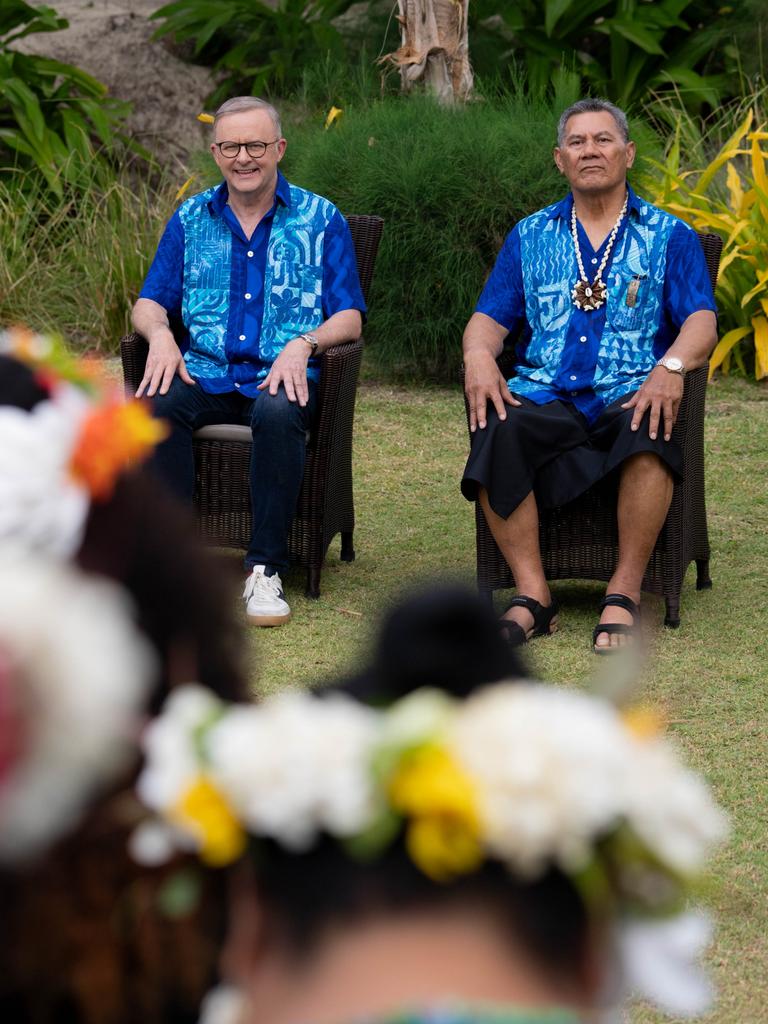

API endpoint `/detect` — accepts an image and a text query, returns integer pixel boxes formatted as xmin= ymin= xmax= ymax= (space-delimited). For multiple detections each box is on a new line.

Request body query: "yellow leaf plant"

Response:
xmin=648 ymin=110 xmax=768 ymax=380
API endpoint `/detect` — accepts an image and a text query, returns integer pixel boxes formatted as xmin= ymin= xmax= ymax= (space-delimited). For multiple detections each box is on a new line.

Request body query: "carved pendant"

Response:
xmin=572 ymin=278 xmax=607 ymax=311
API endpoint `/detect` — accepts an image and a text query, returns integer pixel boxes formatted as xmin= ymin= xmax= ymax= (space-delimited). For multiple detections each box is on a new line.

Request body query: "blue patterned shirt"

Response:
xmin=139 ymin=172 xmax=366 ymax=397
xmin=476 ymin=187 xmax=716 ymax=423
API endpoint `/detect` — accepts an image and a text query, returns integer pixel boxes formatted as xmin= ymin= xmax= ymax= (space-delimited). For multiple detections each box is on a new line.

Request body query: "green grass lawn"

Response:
xmin=246 ymin=373 xmax=767 ymax=1023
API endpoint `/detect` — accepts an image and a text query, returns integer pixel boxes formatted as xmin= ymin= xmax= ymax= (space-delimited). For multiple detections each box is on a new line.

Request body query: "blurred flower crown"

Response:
xmin=135 ymin=681 xmax=726 ymax=902
xmin=0 ymin=326 xmax=167 ymax=557
xmin=0 ymin=327 xmax=165 ymax=860
xmin=135 ymin=680 xmax=728 ymax=1017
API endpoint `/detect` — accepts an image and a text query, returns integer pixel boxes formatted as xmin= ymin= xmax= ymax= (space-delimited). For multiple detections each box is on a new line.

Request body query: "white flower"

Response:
xmin=624 ymin=738 xmax=729 ymax=875
xmin=619 ymin=910 xmax=715 ymax=1017
xmin=451 ymin=683 xmax=633 ymax=876
xmin=0 ymin=387 xmax=90 ymax=558
xmin=137 ymin=684 xmax=223 ymax=812
xmin=206 ymin=691 xmax=377 ymax=850
xmin=197 ymin=985 xmax=247 ymax=1024
xmin=0 ymin=550 xmax=155 ymax=862
xmin=378 ymin=687 xmax=455 ymax=750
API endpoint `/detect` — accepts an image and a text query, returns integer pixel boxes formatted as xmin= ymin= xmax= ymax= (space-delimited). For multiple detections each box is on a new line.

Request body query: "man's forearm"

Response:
xmin=463 ymin=312 xmax=509 ymax=361
xmin=132 ymin=298 xmax=175 ymax=344
xmin=305 ymin=309 xmax=362 ymax=353
xmin=663 ymin=309 xmax=718 ymax=371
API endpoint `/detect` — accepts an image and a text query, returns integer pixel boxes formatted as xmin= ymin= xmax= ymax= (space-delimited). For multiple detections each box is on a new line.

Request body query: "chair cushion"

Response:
xmin=194 ymin=424 xmax=252 ymax=443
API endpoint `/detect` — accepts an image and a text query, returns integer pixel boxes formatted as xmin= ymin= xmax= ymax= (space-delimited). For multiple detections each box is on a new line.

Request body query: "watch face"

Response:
xmin=665 ymin=357 xmax=683 ymax=372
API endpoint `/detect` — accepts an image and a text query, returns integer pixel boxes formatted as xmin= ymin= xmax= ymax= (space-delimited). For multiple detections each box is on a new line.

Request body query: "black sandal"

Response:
xmin=500 ymin=595 xmax=559 ymax=648
xmin=592 ymin=594 xmax=640 ymax=655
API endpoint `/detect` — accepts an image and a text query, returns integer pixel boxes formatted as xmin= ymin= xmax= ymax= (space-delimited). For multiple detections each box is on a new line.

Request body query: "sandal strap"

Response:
xmin=499 ymin=620 xmax=528 ymax=646
xmin=506 ymin=595 xmax=544 ymax=616
xmin=599 ymin=593 xmax=640 ymax=620
xmin=592 ymin=622 xmax=634 ymax=642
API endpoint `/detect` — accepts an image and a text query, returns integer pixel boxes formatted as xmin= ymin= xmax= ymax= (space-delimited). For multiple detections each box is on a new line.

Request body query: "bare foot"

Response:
xmin=593 ymin=593 xmax=640 ymax=651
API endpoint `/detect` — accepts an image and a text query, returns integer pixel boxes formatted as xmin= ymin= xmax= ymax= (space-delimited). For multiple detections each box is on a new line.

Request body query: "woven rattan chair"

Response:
xmin=121 ymin=214 xmax=384 ymax=599
xmin=464 ymin=232 xmax=722 ymax=628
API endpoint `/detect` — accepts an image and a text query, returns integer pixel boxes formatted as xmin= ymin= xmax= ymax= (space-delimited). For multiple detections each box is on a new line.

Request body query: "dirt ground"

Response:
xmin=15 ymin=0 xmax=218 ymax=168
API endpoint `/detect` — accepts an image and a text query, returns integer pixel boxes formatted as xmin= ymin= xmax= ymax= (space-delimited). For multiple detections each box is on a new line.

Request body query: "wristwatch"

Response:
xmin=657 ymin=356 xmax=686 ymax=376
xmin=299 ymin=332 xmax=319 ymax=355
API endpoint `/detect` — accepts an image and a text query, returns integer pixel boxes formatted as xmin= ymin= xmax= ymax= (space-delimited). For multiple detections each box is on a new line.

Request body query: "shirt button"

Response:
xmin=234 ymin=383 xmax=241 ymax=389
xmin=239 ymin=334 xmax=246 ymax=341
xmin=569 ymin=375 xmax=577 ymax=381
xmin=244 ymin=292 xmax=251 ymax=300
xmin=591 ymin=257 xmax=598 ymax=264
xmin=247 ymin=251 xmax=254 ymax=257
xmin=579 ymin=336 xmax=587 ymax=343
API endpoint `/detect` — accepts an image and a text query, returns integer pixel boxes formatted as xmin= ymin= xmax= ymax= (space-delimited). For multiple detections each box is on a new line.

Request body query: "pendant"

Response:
xmin=572 ymin=278 xmax=607 ymax=311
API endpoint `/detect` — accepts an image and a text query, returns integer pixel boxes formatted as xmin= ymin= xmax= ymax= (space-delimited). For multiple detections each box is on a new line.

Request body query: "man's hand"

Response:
xmin=257 ymin=337 xmax=311 ymax=405
xmin=622 ymin=365 xmax=684 ymax=441
xmin=464 ymin=349 xmax=519 ymax=432
xmin=136 ymin=328 xmax=194 ymax=398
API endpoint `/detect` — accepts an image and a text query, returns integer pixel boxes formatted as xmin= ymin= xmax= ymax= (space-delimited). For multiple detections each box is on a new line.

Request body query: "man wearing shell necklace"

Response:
xmin=461 ymin=99 xmax=718 ymax=653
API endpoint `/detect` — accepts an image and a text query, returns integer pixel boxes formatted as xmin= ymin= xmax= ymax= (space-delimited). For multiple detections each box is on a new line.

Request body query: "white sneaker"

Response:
xmin=242 ymin=565 xmax=291 ymax=626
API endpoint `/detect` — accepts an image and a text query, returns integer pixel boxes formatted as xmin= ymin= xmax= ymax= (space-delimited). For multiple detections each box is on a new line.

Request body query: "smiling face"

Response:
xmin=553 ymin=111 xmax=635 ymax=197
xmin=211 ymin=108 xmax=286 ymax=203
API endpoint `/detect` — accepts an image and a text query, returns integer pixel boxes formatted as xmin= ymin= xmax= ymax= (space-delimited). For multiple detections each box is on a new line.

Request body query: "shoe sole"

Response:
xmin=246 ymin=610 xmax=292 ymax=627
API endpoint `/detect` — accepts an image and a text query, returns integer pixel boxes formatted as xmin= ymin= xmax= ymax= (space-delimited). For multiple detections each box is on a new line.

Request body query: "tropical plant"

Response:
xmin=471 ymin=0 xmax=729 ymax=111
xmin=648 ymin=109 xmax=768 ymax=380
xmin=151 ymin=0 xmax=364 ymax=104
xmin=0 ymin=1 xmax=131 ymax=195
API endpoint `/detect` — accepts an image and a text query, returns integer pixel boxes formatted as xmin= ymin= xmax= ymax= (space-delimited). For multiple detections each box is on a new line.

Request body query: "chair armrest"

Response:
xmin=120 ymin=332 xmax=149 ymax=397
xmin=313 ymin=337 xmax=365 ymax=450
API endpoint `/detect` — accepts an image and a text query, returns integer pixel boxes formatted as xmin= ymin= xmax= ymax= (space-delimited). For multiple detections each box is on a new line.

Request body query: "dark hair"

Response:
xmin=557 ymin=98 xmax=630 ymax=146
xmin=256 ymin=585 xmax=589 ymax=986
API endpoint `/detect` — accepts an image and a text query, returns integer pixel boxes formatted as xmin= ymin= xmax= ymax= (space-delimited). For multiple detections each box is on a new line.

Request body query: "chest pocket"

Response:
xmin=607 ymin=271 xmax=647 ymax=332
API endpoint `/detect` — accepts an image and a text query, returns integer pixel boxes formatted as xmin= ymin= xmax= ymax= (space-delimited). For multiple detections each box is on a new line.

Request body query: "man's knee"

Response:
xmin=250 ymin=387 xmax=311 ymax=435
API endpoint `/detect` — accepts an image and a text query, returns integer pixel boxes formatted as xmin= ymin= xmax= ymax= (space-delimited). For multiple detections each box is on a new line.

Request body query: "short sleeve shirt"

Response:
xmin=476 ymin=187 xmax=716 ymax=423
xmin=139 ymin=172 xmax=366 ymax=397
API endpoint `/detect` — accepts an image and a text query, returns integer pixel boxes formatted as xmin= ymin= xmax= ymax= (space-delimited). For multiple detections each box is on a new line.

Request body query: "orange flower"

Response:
xmin=70 ymin=399 xmax=169 ymax=500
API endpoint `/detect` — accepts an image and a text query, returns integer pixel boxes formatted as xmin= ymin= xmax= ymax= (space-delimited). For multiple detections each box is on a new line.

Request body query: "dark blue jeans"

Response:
xmin=150 ymin=378 xmax=317 ymax=573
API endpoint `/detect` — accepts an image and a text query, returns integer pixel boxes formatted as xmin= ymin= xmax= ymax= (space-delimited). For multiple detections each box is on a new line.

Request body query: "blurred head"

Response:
xmin=136 ymin=584 xmax=727 ymax=1022
xmin=0 ymin=335 xmax=248 ymax=1022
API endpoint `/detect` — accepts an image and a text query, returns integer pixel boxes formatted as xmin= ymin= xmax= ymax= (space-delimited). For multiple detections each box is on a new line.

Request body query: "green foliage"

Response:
xmin=0 ymin=1 xmax=131 ymax=195
xmin=470 ymin=0 xmax=729 ymax=111
xmin=151 ymin=0 xmax=362 ymax=104
xmin=0 ymin=161 xmax=176 ymax=349
xmin=643 ymin=90 xmax=768 ymax=381
xmin=281 ymin=92 xmax=658 ymax=382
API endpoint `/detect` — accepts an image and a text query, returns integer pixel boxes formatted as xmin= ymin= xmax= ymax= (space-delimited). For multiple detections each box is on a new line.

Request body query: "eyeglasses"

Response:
xmin=214 ymin=140 xmax=281 ymax=159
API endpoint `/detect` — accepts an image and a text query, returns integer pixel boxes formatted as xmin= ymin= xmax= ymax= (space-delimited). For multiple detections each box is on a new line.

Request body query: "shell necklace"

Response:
xmin=570 ymin=192 xmax=628 ymax=311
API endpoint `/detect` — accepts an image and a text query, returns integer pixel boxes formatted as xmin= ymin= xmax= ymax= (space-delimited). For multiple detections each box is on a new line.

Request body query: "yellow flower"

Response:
xmin=622 ymin=704 xmax=666 ymax=741
xmin=173 ymin=776 xmax=247 ymax=867
xmin=389 ymin=746 xmax=482 ymax=882
xmin=70 ymin=399 xmax=169 ymax=500
xmin=197 ymin=112 xmax=215 ymax=124
xmin=324 ymin=106 xmax=343 ymax=130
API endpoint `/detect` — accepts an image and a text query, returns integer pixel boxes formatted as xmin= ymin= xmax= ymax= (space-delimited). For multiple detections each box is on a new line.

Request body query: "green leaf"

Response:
xmin=607 ymin=17 xmax=666 ymax=55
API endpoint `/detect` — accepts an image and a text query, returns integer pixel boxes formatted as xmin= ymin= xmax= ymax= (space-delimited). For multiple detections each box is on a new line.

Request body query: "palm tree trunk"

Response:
xmin=382 ymin=0 xmax=473 ymax=103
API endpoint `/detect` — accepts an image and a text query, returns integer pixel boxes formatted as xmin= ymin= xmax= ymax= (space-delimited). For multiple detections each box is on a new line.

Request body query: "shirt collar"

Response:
xmin=547 ymin=183 xmax=642 ymax=220
xmin=208 ymin=171 xmax=291 ymax=217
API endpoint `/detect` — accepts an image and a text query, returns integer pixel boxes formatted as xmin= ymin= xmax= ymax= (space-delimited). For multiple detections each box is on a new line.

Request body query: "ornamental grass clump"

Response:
xmin=648 ymin=109 xmax=768 ymax=380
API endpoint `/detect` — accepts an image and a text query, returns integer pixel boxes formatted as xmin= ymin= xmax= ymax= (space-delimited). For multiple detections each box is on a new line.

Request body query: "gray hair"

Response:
xmin=213 ymin=97 xmax=282 ymax=138
xmin=557 ymin=99 xmax=629 ymax=147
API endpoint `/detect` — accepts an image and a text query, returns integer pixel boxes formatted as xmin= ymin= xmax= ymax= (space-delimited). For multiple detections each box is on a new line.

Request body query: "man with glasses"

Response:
xmin=132 ymin=97 xmax=366 ymax=627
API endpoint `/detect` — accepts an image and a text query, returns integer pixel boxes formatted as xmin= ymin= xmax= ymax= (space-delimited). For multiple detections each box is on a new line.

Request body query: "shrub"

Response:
xmin=0 ymin=162 xmax=176 ymax=350
xmin=281 ymin=92 xmax=660 ymax=382
xmin=645 ymin=97 xmax=768 ymax=381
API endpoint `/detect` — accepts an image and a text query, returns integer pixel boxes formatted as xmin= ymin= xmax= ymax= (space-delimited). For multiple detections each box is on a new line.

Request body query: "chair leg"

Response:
xmin=664 ymin=595 xmax=681 ymax=629
xmin=340 ymin=530 xmax=355 ymax=562
xmin=305 ymin=566 xmax=321 ymax=600
xmin=695 ymin=558 xmax=713 ymax=590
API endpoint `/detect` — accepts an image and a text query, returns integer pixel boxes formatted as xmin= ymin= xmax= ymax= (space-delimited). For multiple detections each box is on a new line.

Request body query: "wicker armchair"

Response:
xmin=121 ymin=214 xmax=384 ymax=599
xmin=464 ymin=232 xmax=722 ymax=628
